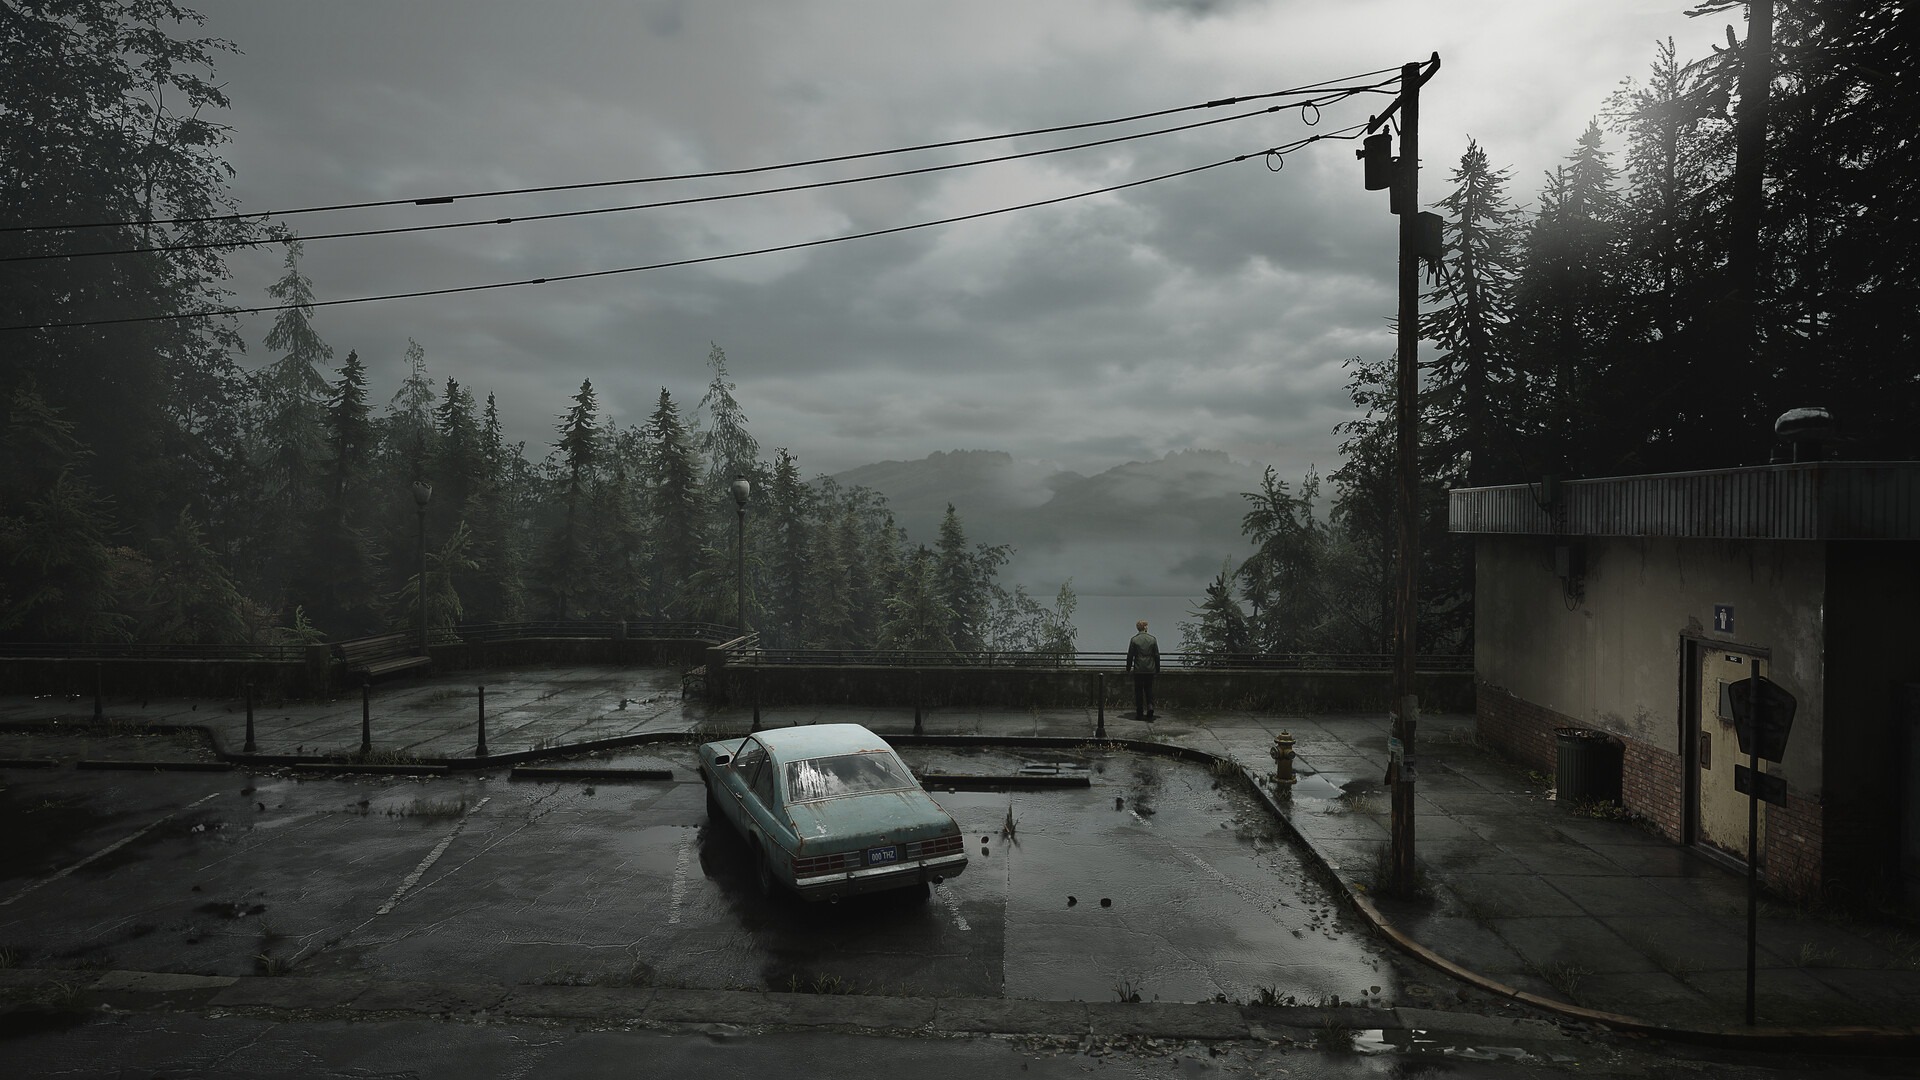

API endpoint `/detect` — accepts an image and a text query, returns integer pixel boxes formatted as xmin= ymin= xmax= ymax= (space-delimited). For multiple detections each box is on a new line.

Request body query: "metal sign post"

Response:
xmin=1727 ymin=664 xmax=1797 ymax=1026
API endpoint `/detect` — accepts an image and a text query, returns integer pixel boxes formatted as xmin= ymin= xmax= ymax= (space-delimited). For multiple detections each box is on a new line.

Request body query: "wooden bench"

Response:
xmin=681 ymin=664 xmax=708 ymax=699
xmin=336 ymin=631 xmax=432 ymax=680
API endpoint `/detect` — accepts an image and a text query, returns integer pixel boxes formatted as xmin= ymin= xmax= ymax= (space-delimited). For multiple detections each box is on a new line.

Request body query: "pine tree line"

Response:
xmin=1186 ymin=9 xmax=1918 ymax=659
xmin=4 ymin=270 xmax=1078 ymax=650
xmin=0 ymin=2 xmax=1081 ymax=652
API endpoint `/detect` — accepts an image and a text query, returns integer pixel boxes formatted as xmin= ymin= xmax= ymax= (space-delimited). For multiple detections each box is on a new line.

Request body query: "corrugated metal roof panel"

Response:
xmin=1449 ymin=463 xmax=1920 ymax=539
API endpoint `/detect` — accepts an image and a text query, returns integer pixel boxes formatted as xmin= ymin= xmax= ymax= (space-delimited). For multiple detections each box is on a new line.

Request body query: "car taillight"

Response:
xmin=792 ymin=851 xmax=860 ymax=877
xmin=906 ymin=833 xmax=964 ymax=859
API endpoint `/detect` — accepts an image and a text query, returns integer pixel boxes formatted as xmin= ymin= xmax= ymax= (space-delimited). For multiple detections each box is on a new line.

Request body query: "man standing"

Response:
xmin=1125 ymin=620 xmax=1159 ymax=721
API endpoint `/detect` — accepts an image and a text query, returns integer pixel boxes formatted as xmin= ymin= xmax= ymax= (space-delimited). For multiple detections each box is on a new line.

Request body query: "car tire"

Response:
xmin=751 ymin=840 xmax=778 ymax=899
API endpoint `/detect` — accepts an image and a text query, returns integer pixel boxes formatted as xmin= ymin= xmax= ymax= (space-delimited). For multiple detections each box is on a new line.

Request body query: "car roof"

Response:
xmin=741 ymin=723 xmax=893 ymax=764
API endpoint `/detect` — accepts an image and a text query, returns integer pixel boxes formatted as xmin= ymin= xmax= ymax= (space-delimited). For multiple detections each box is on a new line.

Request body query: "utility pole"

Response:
xmin=1358 ymin=54 xmax=1440 ymax=895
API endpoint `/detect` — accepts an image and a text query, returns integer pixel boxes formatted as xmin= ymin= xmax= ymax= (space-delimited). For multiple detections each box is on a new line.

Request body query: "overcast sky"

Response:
xmin=190 ymin=0 xmax=1732 ymax=484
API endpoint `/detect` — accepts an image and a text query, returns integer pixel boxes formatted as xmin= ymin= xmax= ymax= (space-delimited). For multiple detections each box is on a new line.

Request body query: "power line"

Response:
xmin=0 ymin=125 xmax=1364 ymax=334
xmin=0 ymin=69 xmax=1405 ymax=236
xmin=10 ymin=88 xmax=1386 ymax=264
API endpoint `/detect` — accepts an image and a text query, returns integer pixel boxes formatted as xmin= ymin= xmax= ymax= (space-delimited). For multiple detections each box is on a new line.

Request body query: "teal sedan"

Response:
xmin=697 ymin=723 xmax=968 ymax=901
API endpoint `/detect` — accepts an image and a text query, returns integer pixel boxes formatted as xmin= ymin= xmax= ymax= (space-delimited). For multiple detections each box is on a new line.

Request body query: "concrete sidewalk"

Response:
xmin=3 ymin=663 xmax=1917 ymax=1043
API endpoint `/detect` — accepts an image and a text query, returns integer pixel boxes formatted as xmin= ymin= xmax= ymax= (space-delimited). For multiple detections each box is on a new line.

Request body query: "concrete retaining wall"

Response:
xmin=710 ymin=663 xmax=1474 ymax=714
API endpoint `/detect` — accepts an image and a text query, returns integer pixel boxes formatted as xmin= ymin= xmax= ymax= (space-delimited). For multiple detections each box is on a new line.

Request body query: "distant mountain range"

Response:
xmin=828 ymin=449 xmax=1266 ymax=598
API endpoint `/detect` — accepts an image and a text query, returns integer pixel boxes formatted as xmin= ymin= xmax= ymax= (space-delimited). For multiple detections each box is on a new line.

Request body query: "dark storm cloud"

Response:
xmin=191 ymin=0 xmax=1713 ymax=478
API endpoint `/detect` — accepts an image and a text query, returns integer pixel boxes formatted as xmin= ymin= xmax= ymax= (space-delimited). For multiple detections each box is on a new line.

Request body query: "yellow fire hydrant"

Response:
xmin=1270 ymin=730 xmax=1296 ymax=789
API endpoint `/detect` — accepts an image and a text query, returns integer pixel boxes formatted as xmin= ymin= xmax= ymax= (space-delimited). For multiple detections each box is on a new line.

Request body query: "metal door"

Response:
xmin=1696 ymin=649 xmax=1768 ymax=864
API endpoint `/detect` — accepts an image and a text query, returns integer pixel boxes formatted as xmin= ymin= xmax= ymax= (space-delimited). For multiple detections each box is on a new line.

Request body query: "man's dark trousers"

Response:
xmin=1133 ymin=674 xmax=1154 ymax=720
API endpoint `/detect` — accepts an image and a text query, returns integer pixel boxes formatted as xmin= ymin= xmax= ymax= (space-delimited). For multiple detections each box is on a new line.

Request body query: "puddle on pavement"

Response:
xmin=1351 ymin=1028 xmax=1579 ymax=1065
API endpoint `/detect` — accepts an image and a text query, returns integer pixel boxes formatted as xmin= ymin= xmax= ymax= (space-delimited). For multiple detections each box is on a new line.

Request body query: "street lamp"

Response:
xmin=731 ymin=475 xmax=751 ymax=634
xmin=411 ymin=480 xmax=433 ymax=656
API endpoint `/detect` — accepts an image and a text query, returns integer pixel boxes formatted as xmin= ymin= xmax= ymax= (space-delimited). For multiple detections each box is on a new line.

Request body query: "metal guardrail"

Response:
xmin=0 ymin=641 xmax=311 ymax=661
xmin=0 ymin=620 xmax=743 ymax=662
xmin=0 ymin=627 xmax=1472 ymax=674
xmin=449 ymin=620 xmax=738 ymax=643
xmin=727 ymin=647 xmax=1473 ymax=672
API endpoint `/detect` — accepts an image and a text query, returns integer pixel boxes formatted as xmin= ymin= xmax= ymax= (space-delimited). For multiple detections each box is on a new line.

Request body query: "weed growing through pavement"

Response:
xmin=1528 ymin=960 xmax=1591 ymax=1004
xmin=1313 ymin=1016 xmax=1355 ymax=1053
xmin=1451 ymin=893 xmax=1510 ymax=930
xmin=1365 ymin=844 xmax=1432 ymax=902
xmin=392 ymin=796 xmax=470 ymax=819
xmin=352 ymin=747 xmax=424 ymax=766
xmin=405 ymin=688 xmax=468 ymax=709
xmin=0 ymin=946 xmax=19 ymax=969
xmin=253 ymin=952 xmax=297 ymax=976
xmin=1794 ymin=942 xmax=1838 ymax=968
xmin=786 ymin=972 xmax=859 ymax=995
xmin=1110 ymin=976 xmax=1144 ymax=1003
xmin=1251 ymin=984 xmax=1294 ymax=1007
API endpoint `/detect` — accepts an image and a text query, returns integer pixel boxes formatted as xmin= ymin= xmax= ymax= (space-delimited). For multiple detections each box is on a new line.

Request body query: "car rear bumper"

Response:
xmin=791 ymin=852 xmax=968 ymax=901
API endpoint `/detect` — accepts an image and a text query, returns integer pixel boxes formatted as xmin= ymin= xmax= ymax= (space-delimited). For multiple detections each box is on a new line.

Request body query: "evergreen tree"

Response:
xmin=291 ymin=350 xmax=379 ymax=635
xmin=697 ymin=343 xmax=760 ymax=486
xmin=1603 ymin=38 xmax=1734 ymax=471
xmin=801 ymin=480 xmax=856 ymax=649
xmin=1 ymin=0 xmax=252 ymax=536
xmin=1237 ymin=467 xmax=1327 ymax=653
xmin=639 ymin=388 xmax=703 ymax=618
xmin=1179 ymin=563 xmax=1250 ymax=661
xmin=879 ymin=546 xmax=956 ymax=652
xmin=0 ymin=385 xmax=136 ymax=641
xmin=1511 ymin=122 xmax=1623 ymax=476
xmin=762 ymin=449 xmax=813 ymax=646
xmin=460 ymin=393 xmax=527 ymax=623
xmin=1422 ymin=140 xmax=1526 ymax=487
xmin=132 ymin=509 xmax=255 ymax=643
xmin=933 ymin=504 xmax=1004 ymax=651
xmin=540 ymin=379 xmax=599 ymax=618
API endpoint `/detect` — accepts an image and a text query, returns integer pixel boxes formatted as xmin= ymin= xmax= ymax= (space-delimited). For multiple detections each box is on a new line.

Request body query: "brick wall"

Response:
xmin=1477 ymin=680 xmax=1826 ymax=899
xmin=1622 ymin=737 xmax=1685 ymax=842
xmin=1767 ymin=790 xmax=1825 ymax=899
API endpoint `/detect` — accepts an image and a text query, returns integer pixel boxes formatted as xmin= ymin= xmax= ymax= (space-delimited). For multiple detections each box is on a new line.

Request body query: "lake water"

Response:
xmin=1065 ymin=593 xmax=1199 ymax=657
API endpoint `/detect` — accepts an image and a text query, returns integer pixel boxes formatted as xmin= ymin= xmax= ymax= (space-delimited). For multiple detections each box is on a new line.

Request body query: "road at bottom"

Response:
xmin=3 ymin=1009 xmax=1916 ymax=1080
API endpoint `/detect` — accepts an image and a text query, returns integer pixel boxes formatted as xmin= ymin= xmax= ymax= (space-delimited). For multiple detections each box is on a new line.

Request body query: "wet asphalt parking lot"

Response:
xmin=0 ymin=744 xmax=1399 ymax=1006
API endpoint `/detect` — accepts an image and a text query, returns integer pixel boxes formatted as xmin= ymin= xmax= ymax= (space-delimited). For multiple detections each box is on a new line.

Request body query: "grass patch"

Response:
xmin=0 ymin=945 xmax=21 ymax=970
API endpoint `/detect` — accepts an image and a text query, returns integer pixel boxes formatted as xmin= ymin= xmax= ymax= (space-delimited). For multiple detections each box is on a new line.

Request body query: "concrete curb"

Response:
xmin=3 ymin=967 xmax=1541 ymax=1049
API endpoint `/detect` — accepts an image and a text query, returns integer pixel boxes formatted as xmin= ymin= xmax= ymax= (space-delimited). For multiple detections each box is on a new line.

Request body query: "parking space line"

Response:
xmin=1 ymin=792 xmax=220 ymax=907
xmin=666 ymin=829 xmax=692 ymax=924
xmin=374 ymin=796 xmax=490 ymax=916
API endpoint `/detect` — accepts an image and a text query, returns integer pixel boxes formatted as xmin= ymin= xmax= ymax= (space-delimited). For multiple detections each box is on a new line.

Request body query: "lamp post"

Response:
xmin=731 ymin=475 xmax=751 ymax=634
xmin=411 ymin=480 xmax=433 ymax=656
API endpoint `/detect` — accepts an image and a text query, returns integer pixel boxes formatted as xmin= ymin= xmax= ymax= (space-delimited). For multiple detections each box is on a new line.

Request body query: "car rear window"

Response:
xmin=785 ymin=752 xmax=916 ymax=802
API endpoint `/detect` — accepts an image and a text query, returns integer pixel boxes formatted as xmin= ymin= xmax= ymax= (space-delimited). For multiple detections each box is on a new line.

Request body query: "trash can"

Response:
xmin=1554 ymin=727 xmax=1623 ymax=805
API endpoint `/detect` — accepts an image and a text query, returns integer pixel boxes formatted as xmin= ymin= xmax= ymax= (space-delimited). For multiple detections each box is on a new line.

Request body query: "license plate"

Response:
xmin=867 ymin=845 xmax=898 ymax=866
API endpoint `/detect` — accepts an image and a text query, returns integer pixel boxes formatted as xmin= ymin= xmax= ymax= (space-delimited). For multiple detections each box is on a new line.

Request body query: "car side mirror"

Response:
xmin=713 ymin=754 xmax=732 ymax=767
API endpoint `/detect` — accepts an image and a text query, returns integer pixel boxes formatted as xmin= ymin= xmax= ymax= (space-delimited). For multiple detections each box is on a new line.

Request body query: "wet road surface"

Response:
xmin=0 ymin=746 xmax=1396 ymax=1005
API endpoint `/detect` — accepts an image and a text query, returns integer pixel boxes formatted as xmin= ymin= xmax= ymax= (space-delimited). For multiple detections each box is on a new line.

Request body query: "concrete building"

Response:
xmin=1449 ymin=461 xmax=1920 ymax=905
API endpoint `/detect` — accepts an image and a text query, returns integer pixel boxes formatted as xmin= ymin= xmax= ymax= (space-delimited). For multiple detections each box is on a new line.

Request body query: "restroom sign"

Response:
xmin=1712 ymin=604 xmax=1734 ymax=633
